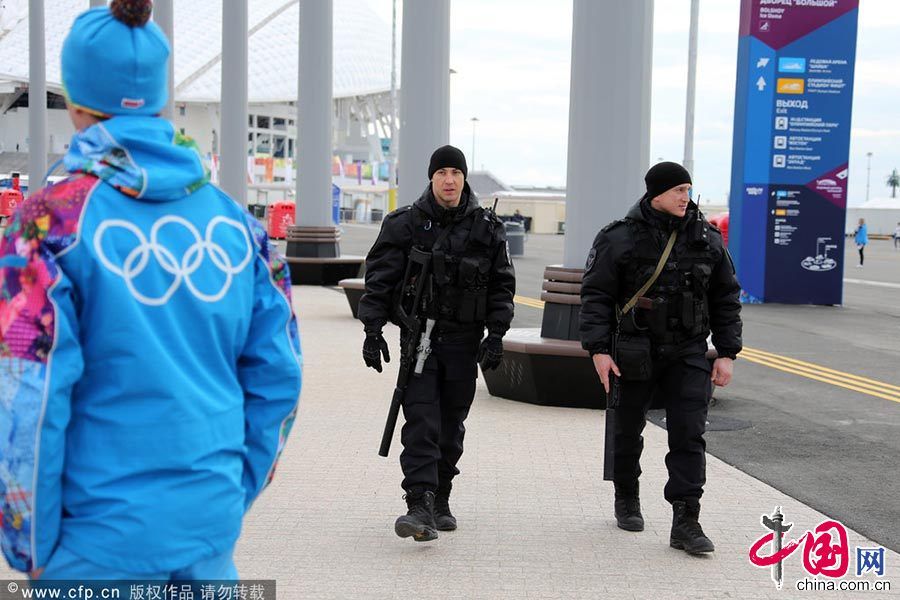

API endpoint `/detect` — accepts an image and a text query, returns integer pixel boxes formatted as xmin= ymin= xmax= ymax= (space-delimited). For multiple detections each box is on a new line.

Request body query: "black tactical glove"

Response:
xmin=477 ymin=334 xmax=504 ymax=371
xmin=363 ymin=330 xmax=391 ymax=373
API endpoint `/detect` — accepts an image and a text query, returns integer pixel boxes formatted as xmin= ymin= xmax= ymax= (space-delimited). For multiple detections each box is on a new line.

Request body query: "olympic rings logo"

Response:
xmin=93 ymin=215 xmax=254 ymax=306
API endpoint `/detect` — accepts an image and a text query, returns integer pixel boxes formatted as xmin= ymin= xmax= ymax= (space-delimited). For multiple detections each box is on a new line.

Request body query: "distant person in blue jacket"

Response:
xmin=854 ymin=217 xmax=868 ymax=267
xmin=0 ymin=0 xmax=302 ymax=580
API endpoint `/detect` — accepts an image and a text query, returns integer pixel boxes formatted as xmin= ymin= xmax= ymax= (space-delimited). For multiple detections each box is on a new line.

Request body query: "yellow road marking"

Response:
xmin=741 ymin=347 xmax=900 ymax=393
xmin=513 ymin=294 xmax=900 ymax=404
xmin=740 ymin=352 xmax=900 ymax=404
xmin=514 ymin=295 xmax=545 ymax=309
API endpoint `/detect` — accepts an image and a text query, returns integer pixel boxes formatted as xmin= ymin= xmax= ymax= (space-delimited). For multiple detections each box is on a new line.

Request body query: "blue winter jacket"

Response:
xmin=855 ymin=223 xmax=868 ymax=246
xmin=0 ymin=116 xmax=302 ymax=573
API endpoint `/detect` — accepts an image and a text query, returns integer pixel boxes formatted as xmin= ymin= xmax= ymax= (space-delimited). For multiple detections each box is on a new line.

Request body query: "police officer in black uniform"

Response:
xmin=359 ymin=145 xmax=515 ymax=542
xmin=579 ymin=162 xmax=742 ymax=555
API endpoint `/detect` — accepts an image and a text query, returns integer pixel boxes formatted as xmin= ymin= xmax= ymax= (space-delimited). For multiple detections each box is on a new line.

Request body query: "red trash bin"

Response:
xmin=267 ymin=201 xmax=296 ymax=239
xmin=1 ymin=188 xmax=24 ymax=223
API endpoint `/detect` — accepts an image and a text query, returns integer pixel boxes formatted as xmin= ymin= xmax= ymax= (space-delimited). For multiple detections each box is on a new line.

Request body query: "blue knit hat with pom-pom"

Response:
xmin=62 ymin=0 xmax=169 ymax=116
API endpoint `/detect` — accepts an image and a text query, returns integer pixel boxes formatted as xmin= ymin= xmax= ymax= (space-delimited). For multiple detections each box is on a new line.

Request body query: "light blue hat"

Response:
xmin=61 ymin=0 xmax=170 ymax=117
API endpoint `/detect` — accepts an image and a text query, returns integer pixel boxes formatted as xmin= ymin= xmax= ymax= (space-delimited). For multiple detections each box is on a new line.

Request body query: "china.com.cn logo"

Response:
xmin=749 ymin=507 xmax=887 ymax=590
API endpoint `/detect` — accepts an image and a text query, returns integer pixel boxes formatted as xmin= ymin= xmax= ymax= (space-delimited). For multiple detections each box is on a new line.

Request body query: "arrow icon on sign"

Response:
xmin=757 ymin=76 xmax=766 ymax=91
xmin=757 ymin=57 xmax=770 ymax=68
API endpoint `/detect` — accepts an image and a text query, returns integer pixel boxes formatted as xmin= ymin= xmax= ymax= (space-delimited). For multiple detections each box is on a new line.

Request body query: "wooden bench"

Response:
xmin=540 ymin=265 xmax=584 ymax=340
xmin=484 ymin=328 xmax=719 ymax=410
xmin=283 ymin=255 xmax=365 ymax=286
xmin=482 ymin=328 xmax=607 ymax=409
xmin=282 ymin=225 xmax=364 ymax=285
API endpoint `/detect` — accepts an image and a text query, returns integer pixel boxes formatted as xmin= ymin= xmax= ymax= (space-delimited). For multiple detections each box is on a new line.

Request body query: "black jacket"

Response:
xmin=359 ymin=184 xmax=515 ymax=337
xmin=579 ymin=198 xmax=742 ymax=358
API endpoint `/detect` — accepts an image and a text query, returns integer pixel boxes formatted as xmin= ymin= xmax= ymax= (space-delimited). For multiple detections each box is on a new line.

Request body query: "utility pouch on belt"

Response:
xmin=458 ymin=290 xmax=487 ymax=322
xmin=615 ymin=333 xmax=653 ymax=381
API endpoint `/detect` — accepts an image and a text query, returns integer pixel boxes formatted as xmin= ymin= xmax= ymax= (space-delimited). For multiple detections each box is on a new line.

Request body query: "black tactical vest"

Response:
xmin=620 ymin=216 xmax=718 ymax=346
xmin=410 ymin=205 xmax=497 ymax=324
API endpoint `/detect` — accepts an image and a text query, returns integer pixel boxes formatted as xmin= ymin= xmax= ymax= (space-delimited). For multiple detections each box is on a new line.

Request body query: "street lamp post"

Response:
xmin=449 ymin=68 xmax=457 ymax=129
xmin=470 ymin=116 xmax=479 ymax=169
xmin=866 ymin=151 xmax=873 ymax=204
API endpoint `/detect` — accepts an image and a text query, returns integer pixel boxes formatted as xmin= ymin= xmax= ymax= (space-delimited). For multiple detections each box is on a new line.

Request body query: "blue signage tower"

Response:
xmin=729 ymin=0 xmax=859 ymax=304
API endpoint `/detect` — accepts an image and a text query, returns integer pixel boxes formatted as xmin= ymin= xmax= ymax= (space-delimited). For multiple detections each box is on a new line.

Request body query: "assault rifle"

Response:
xmin=378 ymin=247 xmax=435 ymax=457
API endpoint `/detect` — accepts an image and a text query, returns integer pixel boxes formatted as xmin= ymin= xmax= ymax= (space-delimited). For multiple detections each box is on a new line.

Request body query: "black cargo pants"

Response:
xmin=613 ymin=353 xmax=712 ymax=503
xmin=399 ymin=333 xmax=480 ymax=492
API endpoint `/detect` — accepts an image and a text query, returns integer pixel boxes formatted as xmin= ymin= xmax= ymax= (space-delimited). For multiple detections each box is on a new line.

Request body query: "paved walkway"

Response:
xmin=3 ymin=285 xmax=898 ymax=599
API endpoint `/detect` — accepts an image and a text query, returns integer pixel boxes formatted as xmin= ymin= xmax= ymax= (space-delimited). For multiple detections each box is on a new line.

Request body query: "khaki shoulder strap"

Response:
xmin=617 ymin=229 xmax=677 ymax=319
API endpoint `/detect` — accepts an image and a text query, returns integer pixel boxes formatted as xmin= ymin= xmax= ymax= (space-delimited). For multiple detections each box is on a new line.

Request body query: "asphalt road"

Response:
xmin=336 ymin=222 xmax=900 ymax=553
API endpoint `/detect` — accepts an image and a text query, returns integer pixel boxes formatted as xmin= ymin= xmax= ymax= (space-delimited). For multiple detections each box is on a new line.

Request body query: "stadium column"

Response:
xmin=220 ymin=1 xmax=248 ymax=206
xmin=296 ymin=0 xmax=334 ymax=230
xmin=478 ymin=2 xmax=656 ymax=415
xmin=397 ymin=0 xmax=450 ymax=207
xmin=287 ymin=0 xmax=365 ymax=284
xmin=538 ymin=0 xmax=653 ymax=340
xmin=562 ymin=0 xmax=653 ymax=270
xmin=28 ymin=0 xmax=47 ymax=183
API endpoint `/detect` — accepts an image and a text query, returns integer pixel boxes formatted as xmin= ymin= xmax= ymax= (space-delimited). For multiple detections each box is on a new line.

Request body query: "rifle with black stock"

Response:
xmin=602 ymin=319 xmax=620 ymax=481
xmin=378 ymin=247 xmax=435 ymax=457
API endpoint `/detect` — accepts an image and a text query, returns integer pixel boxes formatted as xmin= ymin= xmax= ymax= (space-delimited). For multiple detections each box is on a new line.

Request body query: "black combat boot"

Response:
xmin=434 ymin=481 xmax=456 ymax=531
xmin=394 ymin=489 xmax=438 ymax=542
xmin=670 ymin=499 xmax=715 ymax=554
xmin=614 ymin=481 xmax=644 ymax=532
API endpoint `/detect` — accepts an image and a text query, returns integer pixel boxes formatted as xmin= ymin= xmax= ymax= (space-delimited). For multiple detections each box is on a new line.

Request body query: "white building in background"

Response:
xmin=0 ymin=0 xmax=397 ymax=211
xmin=846 ymin=197 xmax=900 ymax=237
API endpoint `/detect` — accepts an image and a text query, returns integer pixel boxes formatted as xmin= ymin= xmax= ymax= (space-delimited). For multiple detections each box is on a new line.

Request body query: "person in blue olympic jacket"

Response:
xmin=0 ymin=0 xmax=302 ymax=580
xmin=854 ymin=217 xmax=868 ymax=267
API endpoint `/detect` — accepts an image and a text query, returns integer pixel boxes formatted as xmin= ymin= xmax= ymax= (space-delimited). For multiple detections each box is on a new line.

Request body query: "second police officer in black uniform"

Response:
xmin=580 ymin=162 xmax=742 ymax=555
xmin=359 ymin=145 xmax=515 ymax=542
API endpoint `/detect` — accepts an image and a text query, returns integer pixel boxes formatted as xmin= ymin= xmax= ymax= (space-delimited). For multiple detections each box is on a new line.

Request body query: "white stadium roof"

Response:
xmin=859 ymin=197 xmax=900 ymax=210
xmin=0 ymin=0 xmax=392 ymax=103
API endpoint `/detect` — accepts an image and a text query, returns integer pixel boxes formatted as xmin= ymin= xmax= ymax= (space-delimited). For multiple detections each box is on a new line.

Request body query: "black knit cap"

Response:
xmin=428 ymin=145 xmax=468 ymax=180
xmin=644 ymin=161 xmax=692 ymax=199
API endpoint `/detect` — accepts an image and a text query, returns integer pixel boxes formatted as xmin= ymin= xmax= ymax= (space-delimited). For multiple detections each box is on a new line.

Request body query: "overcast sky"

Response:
xmin=367 ymin=0 xmax=900 ymax=206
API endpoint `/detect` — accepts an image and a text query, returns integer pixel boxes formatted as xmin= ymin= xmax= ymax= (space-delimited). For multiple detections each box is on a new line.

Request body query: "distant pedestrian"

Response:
xmin=854 ymin=218 xmax=868 ymax=267
xmin=893 ymin=221 xmax=900 ymax=250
